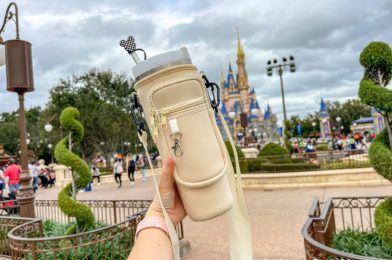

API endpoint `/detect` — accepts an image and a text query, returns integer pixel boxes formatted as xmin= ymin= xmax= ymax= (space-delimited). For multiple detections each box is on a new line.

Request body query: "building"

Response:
xmin=217 ymin=32 xmax=278 ymax=144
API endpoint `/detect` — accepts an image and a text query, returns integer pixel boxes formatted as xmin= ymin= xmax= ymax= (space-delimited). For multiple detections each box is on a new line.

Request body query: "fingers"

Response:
xmin=159 ymin=159 xmax=175 ymax=193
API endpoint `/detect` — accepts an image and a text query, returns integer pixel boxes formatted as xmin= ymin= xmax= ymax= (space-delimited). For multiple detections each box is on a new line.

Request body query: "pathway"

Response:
xmin=35 ymin=177 xmax=392 ymax=260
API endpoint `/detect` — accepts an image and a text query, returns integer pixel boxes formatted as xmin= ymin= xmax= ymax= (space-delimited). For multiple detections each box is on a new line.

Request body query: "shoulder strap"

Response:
xmin=218 ymin=110 xmax=253 ymax=260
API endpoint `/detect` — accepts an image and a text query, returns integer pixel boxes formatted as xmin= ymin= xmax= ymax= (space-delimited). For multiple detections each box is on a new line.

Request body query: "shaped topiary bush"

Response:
xmin=225 ymin=141 xmax=245 ymax=159
xmin=54 ymin=107 xmax=95 ymax=235
xmin=358 ymin=41 xmax=392 ymax=247
xmin=258 ymin=142 xmax=288 ymax=157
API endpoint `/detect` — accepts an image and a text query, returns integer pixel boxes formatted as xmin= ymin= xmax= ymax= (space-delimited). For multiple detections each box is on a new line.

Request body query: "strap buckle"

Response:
xmin=130 ymin=93 xmax=146 ymax=135
xmin=201 ymin=74 xmax=220 ymax=112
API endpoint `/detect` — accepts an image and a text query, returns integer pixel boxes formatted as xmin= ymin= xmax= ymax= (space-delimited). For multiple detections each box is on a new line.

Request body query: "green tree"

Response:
xmin=327 ymin=99 xmax=371 ymax=135
xmin=45 ymin=69 xmax=138 ymax=161
xmin=358 ymin=41 xmax=392 ymax=247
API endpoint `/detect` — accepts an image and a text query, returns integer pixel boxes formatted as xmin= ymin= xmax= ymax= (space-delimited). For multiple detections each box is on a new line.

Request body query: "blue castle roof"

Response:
xmin=225 ymin=63 xmax=236 ymax=89
xmin=320 ymin=98 xmax=329 ymax=118
xmin=264 ymin=105 xmax=271 ymax=120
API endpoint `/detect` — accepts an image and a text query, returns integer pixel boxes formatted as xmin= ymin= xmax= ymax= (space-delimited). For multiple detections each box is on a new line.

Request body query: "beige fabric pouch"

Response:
xmin=133 ymin=49 xmax=233 ymax=221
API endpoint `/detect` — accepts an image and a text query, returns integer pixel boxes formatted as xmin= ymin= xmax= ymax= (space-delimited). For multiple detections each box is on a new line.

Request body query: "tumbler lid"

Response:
xmin=132 ymin=47 xmax=192 ymax=81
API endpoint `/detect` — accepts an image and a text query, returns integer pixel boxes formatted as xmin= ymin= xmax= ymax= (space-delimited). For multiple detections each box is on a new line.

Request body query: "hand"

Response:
xmin=146 ymin=159 xmax=186 ymax=225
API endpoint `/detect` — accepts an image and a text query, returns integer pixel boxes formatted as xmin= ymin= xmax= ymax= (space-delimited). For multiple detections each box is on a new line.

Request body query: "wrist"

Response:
xmin=136 ymin=217 xmax=168 ymax=238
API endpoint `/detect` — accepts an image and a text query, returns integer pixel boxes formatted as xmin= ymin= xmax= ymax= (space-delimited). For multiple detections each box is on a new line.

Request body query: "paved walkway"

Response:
xmin=35 ymin=176 xmax=392 ymax=260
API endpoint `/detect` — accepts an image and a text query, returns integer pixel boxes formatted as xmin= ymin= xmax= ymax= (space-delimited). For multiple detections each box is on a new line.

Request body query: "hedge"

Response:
xmin=236 ymin=158 xmax=320 ymax=173
xmin=258 ymin=143 xmax=288 ymax=157
xmin=225 ymin=141 xmax=245 ymax=159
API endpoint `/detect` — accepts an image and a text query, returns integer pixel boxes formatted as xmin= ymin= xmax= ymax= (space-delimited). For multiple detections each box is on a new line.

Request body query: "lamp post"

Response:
xmin=336 ymin=116 xmax=342 ymax=135
xmin=0 ymin=2 xmax=35 ymax=218
xmin=47 ymin=143 xmax=53 ymax=164
xmin=266 ymin=56 xmax=296 ymax=124
xmin=311 ymin=122 xmax=316 ymax=133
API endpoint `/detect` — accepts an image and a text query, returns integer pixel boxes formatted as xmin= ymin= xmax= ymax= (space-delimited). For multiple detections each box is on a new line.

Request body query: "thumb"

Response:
xmin=159 ymin=159 xmax=175 ymax=194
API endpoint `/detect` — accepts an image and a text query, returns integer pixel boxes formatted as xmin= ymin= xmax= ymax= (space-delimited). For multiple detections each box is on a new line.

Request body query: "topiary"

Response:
xmin=54 ymin=107 xmax=95 ymax=235
xmin=316 ymin=143 xmax=329 ymax=151
xmin=359 ymin=41 xmax=392 ymax=247
xmin=225 ymin=141 xmax=245 ymax=159
xmin=258 ymin=142 xmax=288 ymax=157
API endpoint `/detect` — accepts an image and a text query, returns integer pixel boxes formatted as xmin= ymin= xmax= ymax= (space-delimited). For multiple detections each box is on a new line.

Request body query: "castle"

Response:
xmin=217 ymin=33 xmax=278 ymax=144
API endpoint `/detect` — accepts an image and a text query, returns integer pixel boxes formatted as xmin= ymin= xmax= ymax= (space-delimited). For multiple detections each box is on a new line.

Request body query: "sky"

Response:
xmin=0 ymin=0 xmax=391 ymax=125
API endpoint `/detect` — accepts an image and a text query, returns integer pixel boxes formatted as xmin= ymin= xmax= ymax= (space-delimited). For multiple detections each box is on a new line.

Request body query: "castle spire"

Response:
xmin=237 ymin=27 xmax=245 ymax=62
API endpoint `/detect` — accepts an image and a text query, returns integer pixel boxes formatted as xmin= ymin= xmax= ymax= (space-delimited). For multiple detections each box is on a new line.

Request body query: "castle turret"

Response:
xmin=236 ymin=30 xmax=250 ymax=113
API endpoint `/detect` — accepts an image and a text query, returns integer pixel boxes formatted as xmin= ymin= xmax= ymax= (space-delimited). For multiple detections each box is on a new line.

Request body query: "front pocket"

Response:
xmin=157 ymin=100 xmax=226 ymax=184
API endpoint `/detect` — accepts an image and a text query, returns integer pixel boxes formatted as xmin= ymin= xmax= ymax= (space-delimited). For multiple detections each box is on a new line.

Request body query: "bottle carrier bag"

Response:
xmin=133 ymin=51 xmax=233 ymax=221
xmin=122 ymin=40 xmax=253 ymax=259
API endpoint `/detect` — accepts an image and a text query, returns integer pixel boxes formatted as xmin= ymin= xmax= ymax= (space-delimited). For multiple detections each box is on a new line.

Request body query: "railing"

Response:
xmin=34 ymin=200 xmax=152 ymax=225
xmin=0 ymin=199 xmax=184 ymax=257
xmin=8 ymin=211 xmax=145 ymax=259
xmin=240 ymin=149 xmax=370 ymax=173
xmin=302 ymin=196 xmax=387 ymax=259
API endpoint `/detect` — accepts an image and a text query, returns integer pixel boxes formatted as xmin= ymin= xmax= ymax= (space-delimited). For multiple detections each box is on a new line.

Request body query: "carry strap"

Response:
xmin=138 ymin=131 xmax=181 ymax=260
xmin=218 ymin=110 xmax=253 ymax=260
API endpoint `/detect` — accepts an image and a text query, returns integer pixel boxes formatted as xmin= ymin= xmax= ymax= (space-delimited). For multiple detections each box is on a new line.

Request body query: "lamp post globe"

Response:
xmin=336 ymin=116 xmax=341 ymax=122
xmin=44 ymin=122 xmax=53 ymax=132
xmin=311 ymin=122 xmax=316 ymax=127
xmin=250 ymin=108 xmax=259 ymax=116
xmin=228 ymin=111 xmax=236 ymax=119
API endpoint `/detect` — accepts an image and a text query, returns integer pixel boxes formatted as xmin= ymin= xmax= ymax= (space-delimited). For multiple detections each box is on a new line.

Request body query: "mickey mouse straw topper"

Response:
xmin=119 ymin=36 xmax=147 ymax=64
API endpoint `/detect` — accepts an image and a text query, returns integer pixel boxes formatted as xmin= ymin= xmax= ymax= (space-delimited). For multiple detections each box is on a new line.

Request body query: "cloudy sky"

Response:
xmin=0 ymin=0 xmax=391 ymax=125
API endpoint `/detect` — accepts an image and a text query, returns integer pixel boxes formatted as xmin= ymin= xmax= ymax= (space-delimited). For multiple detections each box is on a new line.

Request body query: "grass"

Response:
xmin=331 ymin=229 xmax=392 ymax=258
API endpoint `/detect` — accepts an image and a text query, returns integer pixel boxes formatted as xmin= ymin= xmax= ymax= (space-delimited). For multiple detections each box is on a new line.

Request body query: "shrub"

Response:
xmin=225 ymin=141 xmax=245 ymax=159
xmin=238 ymin=158 xmax=319 ymax=173
xmin=316 ymin=143 xmax=329 ymax=151
xmin=258 ymin=143 xmax=288 ymax=157
xmin=375 ymin=198 xmax=392 ymax=248
xmin=331 ymin=229 xmax=392 ymax=258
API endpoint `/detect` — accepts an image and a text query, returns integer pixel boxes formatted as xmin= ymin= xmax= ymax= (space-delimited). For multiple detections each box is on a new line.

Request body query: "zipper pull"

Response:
xmin=161 ymin=111 xmax=168 ymax=129
xmin=169 ymin=119 xmax=183 ymax=157
xmin=149 ymin=108 xmax=159 ymax=142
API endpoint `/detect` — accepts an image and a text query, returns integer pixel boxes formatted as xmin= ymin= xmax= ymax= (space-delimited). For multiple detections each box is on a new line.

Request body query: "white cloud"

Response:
xmin=0 ymin=0 xmax=391 ymax=123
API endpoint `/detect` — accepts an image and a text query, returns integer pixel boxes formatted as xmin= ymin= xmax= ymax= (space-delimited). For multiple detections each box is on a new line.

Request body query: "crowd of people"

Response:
xmin=291 ymin=132 xmax=371 ymax=154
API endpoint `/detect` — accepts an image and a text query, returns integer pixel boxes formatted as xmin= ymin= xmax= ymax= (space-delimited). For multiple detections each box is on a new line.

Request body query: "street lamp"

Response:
xmin=336 ymin=116 xmax=342 ymax=135
xmin=44 ymin=122 xmax=53 ymax=133
xmin=266 ymin=55 xmax=296 ymax=124
xmin=0 ymin=2 xmax=35 ymax=218
xmin=47 ymin=143 xmax=53 ymax=164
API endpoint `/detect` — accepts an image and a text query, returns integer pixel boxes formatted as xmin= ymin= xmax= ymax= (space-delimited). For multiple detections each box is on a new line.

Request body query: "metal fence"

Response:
xmin=302 ymin=196 xmax=387 ymax=259
xmin=34 ymin=199 xmax=152 ymax=225
xmin=8 ymin=212 xmax=144 ymax=260
xmin=0 ymin=199 xmax=184 ymax=258
xmin=241 ymin=149 xmax=370 ymax=173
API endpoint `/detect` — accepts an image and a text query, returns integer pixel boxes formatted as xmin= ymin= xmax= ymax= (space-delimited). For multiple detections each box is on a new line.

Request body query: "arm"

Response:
xmin=128 ymin=159 xmax=186 ymax=260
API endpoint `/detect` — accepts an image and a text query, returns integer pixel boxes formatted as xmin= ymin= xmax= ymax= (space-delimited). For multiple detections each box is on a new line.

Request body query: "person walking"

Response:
xmin=138 ymin=154 xmax=146 ymax=182
xmin=4 ymin=158 xmax=20 ymax=194
xmin=127 ymin=154 xmax=136 ymax=187
xmin=91 ymin=166 xmax=101 ymax=186
xmin=113 ymin=158 xmax=123 ymax=188
xmin=28 ymin=161 xmax=39 ymax=193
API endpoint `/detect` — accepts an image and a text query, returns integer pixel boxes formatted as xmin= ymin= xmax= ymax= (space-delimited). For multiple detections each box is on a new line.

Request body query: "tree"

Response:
xmin=358 ymin=41 xmax=392 ymax=247
xmin=327 ymin=99 xmax=371 ymax=135
xmin=45 ymin=69 xmax=138 ymax=162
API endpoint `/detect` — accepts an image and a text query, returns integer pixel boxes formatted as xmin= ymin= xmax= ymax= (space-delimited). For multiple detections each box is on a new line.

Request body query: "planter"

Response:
xmin=302 ymin=196 xmax=387 ymax=259
xmin=0 ymin=199 xmax=186 ymax=258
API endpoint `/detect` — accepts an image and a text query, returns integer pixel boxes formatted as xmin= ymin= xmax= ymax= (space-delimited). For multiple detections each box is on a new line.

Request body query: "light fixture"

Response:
xmin=47 ymin=143 xmax=53 ymax=149
xmin=250 ymin=108 xmax=259 ymax=116
xmin=228 ymin=111 xmax=236 ymax=119
xmin=44 ymin=122 xmax=53 ymax=132
xmin=311 ymin=122 xmax=316 ymax=127
xmin=336 ymin=116 xmax=341 ymax=122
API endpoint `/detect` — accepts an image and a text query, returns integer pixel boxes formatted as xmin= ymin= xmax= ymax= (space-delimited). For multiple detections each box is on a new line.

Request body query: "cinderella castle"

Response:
xmin=217 ymin=32 xmax=278 ymax=144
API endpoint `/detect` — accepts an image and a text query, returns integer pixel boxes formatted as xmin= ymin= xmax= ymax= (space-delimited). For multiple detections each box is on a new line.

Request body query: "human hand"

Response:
xmin=146 ymin=159 xmax=186 ymax=225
